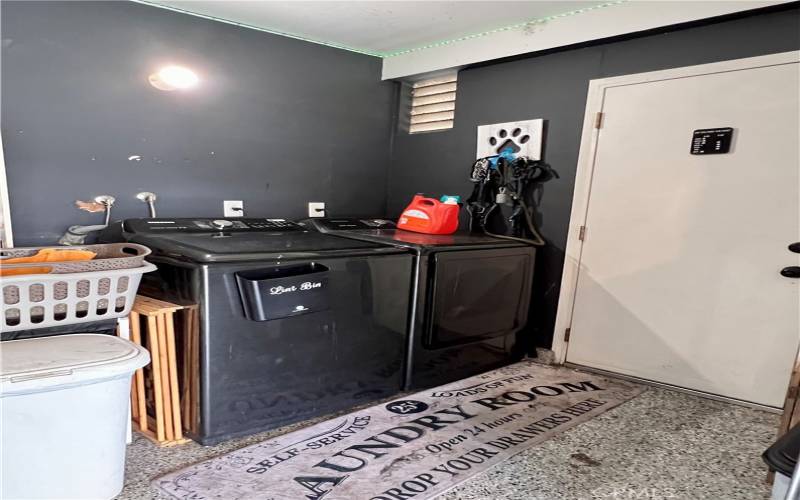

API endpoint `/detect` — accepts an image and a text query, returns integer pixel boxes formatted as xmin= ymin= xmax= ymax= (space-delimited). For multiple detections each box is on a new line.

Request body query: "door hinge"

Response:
xmin=594 ymin=112 xmax=604 ymax=129
xmin=578 ymin=225 xmax=586 ymax=241
xmin=564 ymin=328 xmax=571 ymax=342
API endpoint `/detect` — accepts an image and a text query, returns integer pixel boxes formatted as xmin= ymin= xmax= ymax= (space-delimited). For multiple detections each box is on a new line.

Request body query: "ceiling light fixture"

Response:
xmin=149 ymin=65 xmax=199 ymax=91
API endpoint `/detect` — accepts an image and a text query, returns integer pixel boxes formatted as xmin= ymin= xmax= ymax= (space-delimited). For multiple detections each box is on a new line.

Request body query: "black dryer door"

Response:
xmin=424 ymin=247 xmax=534 ymax=348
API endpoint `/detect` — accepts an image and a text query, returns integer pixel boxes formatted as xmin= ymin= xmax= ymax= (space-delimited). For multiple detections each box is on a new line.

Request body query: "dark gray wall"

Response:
xmin=2 ymin=1 xmax=396 ymax=245
xmin=4 ymin=1 xmax=799 ymax=350
xmin=386 ymin=6 xmax=800 ymax=349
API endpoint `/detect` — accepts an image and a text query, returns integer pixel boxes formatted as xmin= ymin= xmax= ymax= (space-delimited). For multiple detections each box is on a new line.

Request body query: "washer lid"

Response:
xmin=0 ymin=334 xmax=149 ymax=393
xmin=127 ymin=231 xmax=406 ymax=262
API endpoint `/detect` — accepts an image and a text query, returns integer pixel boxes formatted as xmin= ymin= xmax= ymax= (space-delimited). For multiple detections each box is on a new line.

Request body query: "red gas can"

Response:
xmin=397 ymin=195 xmax=460 ymax=235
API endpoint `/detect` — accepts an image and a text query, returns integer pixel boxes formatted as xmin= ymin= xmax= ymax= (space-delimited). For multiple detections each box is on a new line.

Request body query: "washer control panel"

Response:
xmin=124 ymin=218 xmax=302 ymax=233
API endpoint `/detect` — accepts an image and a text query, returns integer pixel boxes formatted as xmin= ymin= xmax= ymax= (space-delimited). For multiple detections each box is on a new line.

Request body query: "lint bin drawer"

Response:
xmin=235 ymin=263 xmax=329 ymax=321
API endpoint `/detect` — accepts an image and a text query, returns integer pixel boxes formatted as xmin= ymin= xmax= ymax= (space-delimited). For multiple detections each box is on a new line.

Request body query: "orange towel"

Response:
xmin=1 ymin=266 xmax=54 ymax=276
xmin=0 ymin=248 xmax=97 ymax=276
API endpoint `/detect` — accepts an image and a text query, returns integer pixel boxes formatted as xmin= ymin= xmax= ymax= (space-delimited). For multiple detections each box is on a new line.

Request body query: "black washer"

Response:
xmin=105 ymin=218 xmax=412 ymax=445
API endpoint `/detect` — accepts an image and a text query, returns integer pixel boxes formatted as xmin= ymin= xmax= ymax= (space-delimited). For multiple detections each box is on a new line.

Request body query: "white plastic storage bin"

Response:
xmin=1 ymin=334 xmax=150 ymax=500
xmin=771 ymin=472 xmax=790 ymax=500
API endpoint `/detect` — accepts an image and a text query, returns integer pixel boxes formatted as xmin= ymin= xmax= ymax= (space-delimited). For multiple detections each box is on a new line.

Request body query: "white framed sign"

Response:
xmin=476 ymin=119 xmax=543 ymax=160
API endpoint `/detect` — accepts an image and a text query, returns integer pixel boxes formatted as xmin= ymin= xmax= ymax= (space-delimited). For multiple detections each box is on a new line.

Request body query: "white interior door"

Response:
xmin=566 ymin=57 xmax=800 ymax=408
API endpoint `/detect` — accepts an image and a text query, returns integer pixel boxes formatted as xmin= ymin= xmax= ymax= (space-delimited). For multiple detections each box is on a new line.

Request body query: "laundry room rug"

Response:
xmin=154 ymin=361 xmax=644 ymax=500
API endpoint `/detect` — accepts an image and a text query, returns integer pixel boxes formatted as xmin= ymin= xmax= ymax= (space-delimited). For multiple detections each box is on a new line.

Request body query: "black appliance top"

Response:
xmin=120 ymin=218 xmax=404 ymax=263
xmin=301 ymin=218 xmax=527 ymax=251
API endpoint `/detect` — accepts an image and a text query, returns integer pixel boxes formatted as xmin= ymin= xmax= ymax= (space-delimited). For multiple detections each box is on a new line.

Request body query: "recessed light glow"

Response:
xmin=149 ymin=65 xmax=199 ymax=91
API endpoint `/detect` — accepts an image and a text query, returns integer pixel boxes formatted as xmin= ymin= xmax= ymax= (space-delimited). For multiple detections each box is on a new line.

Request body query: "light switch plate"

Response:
xmin=224 ymin=200 xmax=244 ymax=217
xmin=476 ymin=119 xmax=543 ymax=160
xmin=308 ymin=202 xmax=325 ymax=218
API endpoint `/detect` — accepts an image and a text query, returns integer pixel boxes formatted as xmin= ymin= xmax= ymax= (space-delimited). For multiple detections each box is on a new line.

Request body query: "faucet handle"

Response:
xmin=94 ymin=195 xmax=115 ymax=226
xmin=94 ymin=195 xmax=116 ymax=207
xmin=136 ymin=192 xmax=158 ymax=218
xmin=136 ymin=192 xmax=156 ymax=203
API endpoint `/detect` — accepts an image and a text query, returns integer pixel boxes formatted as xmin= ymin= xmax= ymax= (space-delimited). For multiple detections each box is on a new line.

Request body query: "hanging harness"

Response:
xmin=466 ymin=150 xmax=558 ymax=246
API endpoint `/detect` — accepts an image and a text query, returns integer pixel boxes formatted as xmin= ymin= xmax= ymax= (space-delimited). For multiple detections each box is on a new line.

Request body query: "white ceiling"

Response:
xmin=141 ymin=1 xmax=606 ymax=56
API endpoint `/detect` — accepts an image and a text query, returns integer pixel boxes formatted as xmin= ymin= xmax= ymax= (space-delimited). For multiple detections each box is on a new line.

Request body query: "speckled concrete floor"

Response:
xmin=117 ymin=385 xmax=779 ymax=500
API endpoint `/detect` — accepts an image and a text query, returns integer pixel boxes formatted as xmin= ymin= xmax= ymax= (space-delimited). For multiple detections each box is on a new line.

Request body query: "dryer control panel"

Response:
xmin=123 ymin=218 xmax=302 ymax=233
xmin=303 ymin=218 xmax=397 ymax=231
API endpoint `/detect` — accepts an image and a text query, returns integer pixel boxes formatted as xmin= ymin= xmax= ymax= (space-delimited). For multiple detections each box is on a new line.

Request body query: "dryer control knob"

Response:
xmin=211 ymin=219 xmax=233 ymax=230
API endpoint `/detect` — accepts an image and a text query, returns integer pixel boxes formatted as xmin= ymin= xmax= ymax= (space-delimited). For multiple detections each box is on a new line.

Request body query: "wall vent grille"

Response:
xmin=409 ymin=75 xmax=457 ymax=134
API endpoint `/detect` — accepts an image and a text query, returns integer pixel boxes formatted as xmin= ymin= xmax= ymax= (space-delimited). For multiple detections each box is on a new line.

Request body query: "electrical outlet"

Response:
xmin=308 ymin=202 xmax=325 ymax=218
xmin=224 ymin=200 xmax=244 ymax=217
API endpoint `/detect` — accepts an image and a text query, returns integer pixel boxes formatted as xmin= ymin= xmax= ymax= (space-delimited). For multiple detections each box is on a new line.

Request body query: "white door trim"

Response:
xmin=552 ymin=50 xmax=800 ymax=364
xmin=0 ymin=133 xmax=13 ymax=248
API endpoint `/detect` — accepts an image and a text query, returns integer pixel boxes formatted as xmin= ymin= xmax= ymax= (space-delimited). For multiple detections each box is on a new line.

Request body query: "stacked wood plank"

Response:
xmin=768 ymin=346 xmax=800 ymax=483
xmin=779 ymin=346 xmax=800 ymax=435
xmin=125 ymin=295 xmax=198 ymax=447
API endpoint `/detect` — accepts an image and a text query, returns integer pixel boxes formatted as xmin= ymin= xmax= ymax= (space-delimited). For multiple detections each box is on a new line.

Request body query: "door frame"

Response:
xmin=0 ymin=133 xmax=13 ymax=247
xmin=552 ymin=50 xmax=800 ymax=364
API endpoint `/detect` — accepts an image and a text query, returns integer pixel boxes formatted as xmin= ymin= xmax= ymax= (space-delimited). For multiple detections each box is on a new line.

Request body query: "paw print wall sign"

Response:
xmin=476 ymin=119 xmax=543 ymax=160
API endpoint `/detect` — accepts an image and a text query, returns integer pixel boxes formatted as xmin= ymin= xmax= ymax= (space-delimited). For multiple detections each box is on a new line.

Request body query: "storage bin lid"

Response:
xmin=0 ymin=334 xmax=149 ymax=395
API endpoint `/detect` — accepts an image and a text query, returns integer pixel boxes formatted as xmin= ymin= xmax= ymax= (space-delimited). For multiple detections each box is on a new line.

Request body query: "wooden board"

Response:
xmin=123 ymin=296 xmax=197 ymax=447
xmin=133 ymin=295 xmax=184 ymax=316
xmin=779 ymin=345 xmax=800 ymax=435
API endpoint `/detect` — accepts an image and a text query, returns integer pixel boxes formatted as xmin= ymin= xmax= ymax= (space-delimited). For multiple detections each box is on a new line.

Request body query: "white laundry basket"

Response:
xmin=1 ymin=262 xmax=156 ymax=331
xmin=0 ymin=334 xmax=150 ymax=500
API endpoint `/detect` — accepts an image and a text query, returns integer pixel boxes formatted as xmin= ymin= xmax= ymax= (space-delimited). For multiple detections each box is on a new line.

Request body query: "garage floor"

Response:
xmin=117 ymin=382 xmax=778 ymax=500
